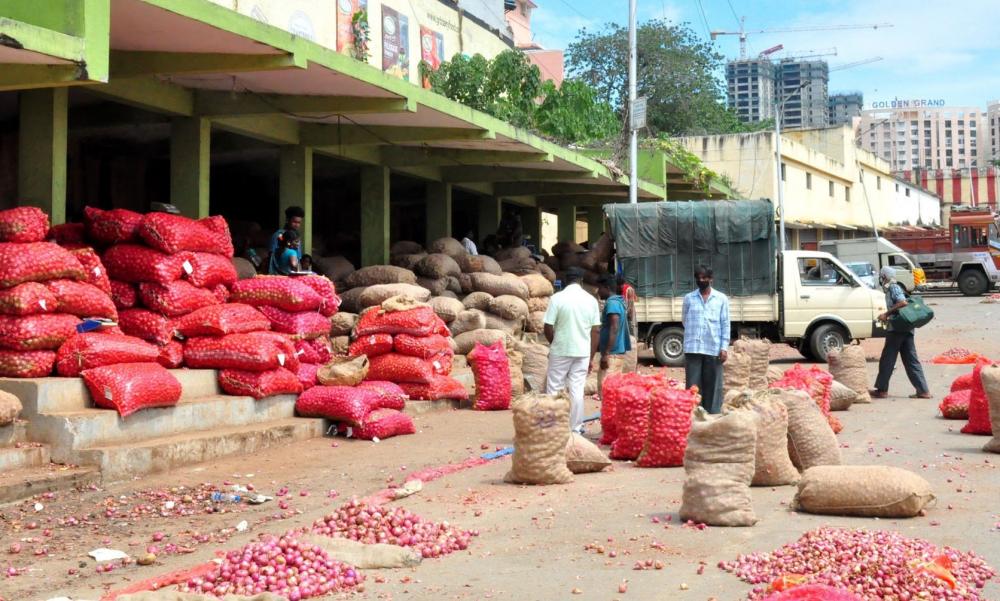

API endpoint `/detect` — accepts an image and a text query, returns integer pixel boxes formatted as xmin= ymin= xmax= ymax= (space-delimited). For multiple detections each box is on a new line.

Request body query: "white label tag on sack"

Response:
xmin=39 ymin=299 xmax=47 ymax=311
xmin=93 ymin=266 xmax=102 ymax=277
xmin=182 ymin=260 xmax=194 ymax=275
xmin=345 ymin=426 xmax=354 ymax=438
xmin=433 ymin=360 xmax=442 ymax=370
xmin=369 ymin=336 xmax=376 ymax=344
xmin=277 ymin=353 xmax=286 ymax=366
xmin=104 ymin=386 xmax=113 ymax=401
xmin=295 ymin=349 xmax=304 ymax=357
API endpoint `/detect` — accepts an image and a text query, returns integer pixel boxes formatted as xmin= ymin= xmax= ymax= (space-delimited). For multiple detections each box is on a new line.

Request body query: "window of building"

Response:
xmin=905 ymin=188 xmax=911 ymax=197
xmin=781 ymin=163 xmax=786 ymax=181
xmin=895 ymin=183 xmax=900 ymax=192
xmin=845 ymin=187 xmax=850 ymax=202
xmin=876 ymin=176 xmax=881 ymax=190
xmin=806 ymin=173 xmax=812 ymax=189
xmin=829 ymin=181 xmax=835 ymax=197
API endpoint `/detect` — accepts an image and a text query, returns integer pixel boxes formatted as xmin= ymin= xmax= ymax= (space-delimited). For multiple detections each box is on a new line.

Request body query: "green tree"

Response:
xmin=535 ymin=79 xmax=618 ymax=144
xmin=565 ymin=19 xmax=743 ymax=136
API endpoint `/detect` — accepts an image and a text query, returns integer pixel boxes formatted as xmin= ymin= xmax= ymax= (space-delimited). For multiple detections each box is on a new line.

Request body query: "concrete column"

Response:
xmin=587 ymin=206 xmax=605 ymax=244
xmin=18 ymin=88 xmax=68 ymax=224
xmin=170 ymin=117 xmax=211 ymax=218
xmin=477 ymin=196 xmax=501 ymax=241
xmin=557 ymin=204 xmax=577 ymax=243
xmin=521 ymin=205 xmax=541 ymax=250
xmin=360 ymin=166 xmax=390 ymax=266
xmin=280 ymin=146 xmax=313 ymax=255
xmin=425 ymin=182 xmax=452 ymax=243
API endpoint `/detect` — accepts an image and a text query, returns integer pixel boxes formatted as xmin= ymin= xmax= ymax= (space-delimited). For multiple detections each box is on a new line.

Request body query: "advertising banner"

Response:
xmin=381 ymin=5 xmax=410 ymax=79
xmin=336 ymin=0 xmax=367 ymax=56
xmin=419 ymin=25 xmax=445 ymax=87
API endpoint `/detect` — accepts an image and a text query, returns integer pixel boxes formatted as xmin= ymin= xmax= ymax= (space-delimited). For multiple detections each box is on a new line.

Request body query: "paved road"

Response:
xmin=2 ymin=295 xmax=998 ymax=601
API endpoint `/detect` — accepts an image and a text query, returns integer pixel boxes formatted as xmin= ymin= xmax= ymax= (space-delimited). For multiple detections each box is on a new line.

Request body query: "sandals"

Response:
xmin=909 ymin=392 xmax=932 ymax=399
xmin=869 ymin=390 xmax=889 ymax=399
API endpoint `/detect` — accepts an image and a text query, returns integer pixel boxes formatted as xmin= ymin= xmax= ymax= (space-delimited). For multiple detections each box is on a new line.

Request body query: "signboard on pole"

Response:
xmin=631 ymin=96 xmax=647 ymax=130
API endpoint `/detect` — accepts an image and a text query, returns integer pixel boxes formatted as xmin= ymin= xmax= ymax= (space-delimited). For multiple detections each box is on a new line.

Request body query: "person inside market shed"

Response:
xmin=271 ymin=229 xmax=301 ymax=276
xmin=268 ymin=205 xmax=304 ymax=274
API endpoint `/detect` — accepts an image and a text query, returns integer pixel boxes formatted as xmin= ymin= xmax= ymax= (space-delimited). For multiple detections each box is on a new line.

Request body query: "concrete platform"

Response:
xmin=0 ymin=464 xmax=100 ymax=504
xmin=0 ymin=369 xmax=328 ymax=486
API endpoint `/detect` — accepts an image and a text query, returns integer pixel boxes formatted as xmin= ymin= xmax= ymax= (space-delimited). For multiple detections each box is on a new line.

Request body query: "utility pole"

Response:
xmin=628 ymin=0 xmax=638 ymax=204
xmin=775 ymin=107 xmax=786 ymax=250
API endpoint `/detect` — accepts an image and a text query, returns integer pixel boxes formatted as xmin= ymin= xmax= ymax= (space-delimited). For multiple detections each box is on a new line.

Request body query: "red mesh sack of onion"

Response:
xmin=173 ymin=303 xmax=270 ymax=338
xmin=45 ymin=279 xmax=117 ymax=319
xmin=468 ymin=340 xmax=511 ymax=411
xmin=139 ymin=280 xmax=220 ymax=318
xmin=81 ymin=362 xmax=182 ymax=417
xmin=366 ymin=353 xmax=448 ymax=385
xmin=0 ymin=350 xmax=56 ymax=378
xmin=156 ymin=340 xmax=184 ymax=369
xmin=338 ymin=408 xmax=415 ymax=440
xmin=357 ymin=380 xmax=409 ymax=404
xmin=296 ymin=274 xmax=341 ymax=316
xmin=311 ymin=498 xmax=477 ymax=558
xmin=398 ymin=376 xmax=469 ymax=401
xmin=349 ymin=333 xmax=394 ymax=358
xmin=721 ymin=526 xmax=995 ymax=600
xmin=84 ymin=207 xmax=142 ymax=245
xmin=761 ymin=584 xmax=862 ymax=601
xmin=230 ymin=276 xmax=322 ymax=312
xmin=138 ymin=212 xmax=233 ymax=256
xmin=219 ymin=367 xmax=303 ymax=399
xmin=354 ymin=306 xmax=450 ymax=338
xmin=183 ymin=331 xmax=298 ymax=372
xmin=69 ymin=247 xmax=113 ymax=294
xmin=635 ymin=386 xmax=699 ymax=467
xmin=0 ymin=242 xmax=87 ymax=288
xmin=117 ymin=309 xmax=175 ymax=346
xmin=394 ymin=333 xmax=453 ymax=359
xmin=109 ymin=280 xmax=137 ymax=310
xmin=56 ymin=332 xmax=159 ymax=376
xmin=182 ymin=532 xmax=364 ymax=599
xmin=258 ymin=305 xmax=329 ymax=339
xmin=0 ymin=207 xmax=49 ymax=243
xmin=184 ymin=251 xmax=238 ymax=288
xmin=961 ymin=361 xmax=994 ymax=435
xmin=0 ymin=282 xmax=57 ymax=316
xmin=296 ymin=362 xmax=319 ymax=390
xmin=295 ymin=336 xmax=332 ymax=365
xmin=102 ymin=244 xmax=191 ymax=284
xmin=0 ymin=313 xmax=80 ymax=351
xmin=296 ymin=385 xmax=403 ymax=426
xmin=940 ymin=390 xmax=971 ymax=420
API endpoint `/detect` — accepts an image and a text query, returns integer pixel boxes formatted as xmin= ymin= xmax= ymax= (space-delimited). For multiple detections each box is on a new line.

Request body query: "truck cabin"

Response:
xmin=950 ymin=210 xmax=1000 ymax=268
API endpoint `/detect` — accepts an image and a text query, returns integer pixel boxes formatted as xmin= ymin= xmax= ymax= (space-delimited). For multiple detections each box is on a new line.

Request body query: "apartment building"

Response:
xmin=778 ymin=60 xmax=829 ymax=129
xmin=726 ymin=58 xmax=776 ymax=124
xmin=504 ymin=0 xmax=564 ymax=84
xmin=988 ymin=100 xmax=1000 ymax=165
xmin=829 ymin=92 xmax=863 ymax=126
xmin=858 ymin=105 xmax=986 ymax=172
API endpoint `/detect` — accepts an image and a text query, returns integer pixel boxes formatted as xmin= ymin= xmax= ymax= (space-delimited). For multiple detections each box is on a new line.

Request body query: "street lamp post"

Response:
xmin=628 ymin=0 xmax=638 ymax=204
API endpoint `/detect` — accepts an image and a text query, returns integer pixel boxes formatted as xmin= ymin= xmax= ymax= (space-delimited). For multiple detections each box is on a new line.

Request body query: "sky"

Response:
xmin=526 ymin=0 xmax=1000 ymax=110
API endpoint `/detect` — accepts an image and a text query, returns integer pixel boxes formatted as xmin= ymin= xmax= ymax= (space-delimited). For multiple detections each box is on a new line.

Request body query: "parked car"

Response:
xmin=845 ymin=261 xmax=878 ymax=289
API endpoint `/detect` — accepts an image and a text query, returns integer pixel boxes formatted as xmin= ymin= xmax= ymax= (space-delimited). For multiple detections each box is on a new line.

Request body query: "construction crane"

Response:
xmin=758 ymin=44 xmax=784 ymax=58
xmin=711 ymin=16 xmax=893 ymax=59
xmin=776 ymin=47 xmax=838 ymax=62
xmin=830 ymin=56 xmax=883 ymax=72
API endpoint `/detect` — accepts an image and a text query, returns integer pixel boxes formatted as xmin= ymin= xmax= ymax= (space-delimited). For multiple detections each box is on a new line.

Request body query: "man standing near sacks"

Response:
xmin=871 ymin=266 xmax=930 ymax=399
xmin=544 ymin=267 xmax=601 ymax=432
xmin=597 ymin=275 xmax=631 ymax=394
xmin=682 ymin=266 xmax=730 ymax=413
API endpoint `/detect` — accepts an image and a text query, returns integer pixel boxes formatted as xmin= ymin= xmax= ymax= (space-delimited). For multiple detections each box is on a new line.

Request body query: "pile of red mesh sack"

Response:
xmin=598 ymin=371 xmax=688 ymax=462
xmin=229 ymin=274 xmax=341 ymax=392
xmin=770 ymin=364 xmax=841 ymax=434
xmin=296 ymin=384 xmax=414 ymax=440
xmin=347 ymin=302 xmax=464 ymax=403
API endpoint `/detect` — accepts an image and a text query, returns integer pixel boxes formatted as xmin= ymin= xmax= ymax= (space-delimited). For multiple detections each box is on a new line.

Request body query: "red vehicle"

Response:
xmin=883 ymin=207 xmax=1000 ymax=296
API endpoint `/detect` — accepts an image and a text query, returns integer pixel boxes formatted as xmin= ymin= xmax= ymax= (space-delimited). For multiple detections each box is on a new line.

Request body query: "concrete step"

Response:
xmin=0 ymin=464 xmax=101 ymax=505
xmin=78 ymin=417 xmax=327 ymax=482
xmin=36 ymin=393 xmax=299 ymax=455
xmin=0 ymin=369 xmax=221 ymax=416
xmin=0 ymin=443 xmax=50 ymax=472
xmin=0 ymin=419 xmax=28 ymax=446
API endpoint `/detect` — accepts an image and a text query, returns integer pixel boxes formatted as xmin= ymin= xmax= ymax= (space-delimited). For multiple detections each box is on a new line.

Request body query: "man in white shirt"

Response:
xmin=460 ymin=230 xmax=478 ymax=256
xmin=543 ymin=267 xmax=601 ymax=432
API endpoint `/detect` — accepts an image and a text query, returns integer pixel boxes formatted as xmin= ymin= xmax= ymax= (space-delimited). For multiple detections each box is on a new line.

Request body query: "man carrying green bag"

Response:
xmin=871 ymin=266 xmax=932 ymax=399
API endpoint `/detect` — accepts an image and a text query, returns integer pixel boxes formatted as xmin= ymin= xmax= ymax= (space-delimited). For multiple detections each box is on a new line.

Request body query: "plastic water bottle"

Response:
xmin=211 ymin=492 xmax=242 ymax=503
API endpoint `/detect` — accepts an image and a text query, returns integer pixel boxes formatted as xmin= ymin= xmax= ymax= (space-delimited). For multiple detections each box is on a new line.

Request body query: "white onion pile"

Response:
xmin=311 ymin=498 xmax=477 ymax=558
xmin=721 ymin=527 xmax=995 ymax=600
xmin=182 ymin=533 xmax=363 ymax=600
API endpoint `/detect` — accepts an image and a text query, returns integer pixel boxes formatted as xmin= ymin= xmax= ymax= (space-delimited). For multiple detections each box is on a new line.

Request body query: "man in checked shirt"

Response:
xmin=682 ymin=265 xmax=730 ymax=413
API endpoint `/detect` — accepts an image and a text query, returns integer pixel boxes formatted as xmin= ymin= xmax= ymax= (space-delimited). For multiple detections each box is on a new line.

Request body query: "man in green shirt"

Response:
xmin=543 ymin=267 xmax=601 ymax=432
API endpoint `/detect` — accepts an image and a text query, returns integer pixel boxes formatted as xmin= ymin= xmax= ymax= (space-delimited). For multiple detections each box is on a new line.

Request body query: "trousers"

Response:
xmin=596 ymin=354 xmax=625 ymax=398
xmin=545 ymin=355 xmax=590 ymax=431
xmin=685 ymin=353 xmax=723 ymax=414
xmin=874 ymin=330 xmax=928 ymax=394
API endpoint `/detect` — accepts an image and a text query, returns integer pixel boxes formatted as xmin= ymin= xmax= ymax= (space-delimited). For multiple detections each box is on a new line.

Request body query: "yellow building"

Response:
xmin=676 ymin=125 xmax=916 ymax=249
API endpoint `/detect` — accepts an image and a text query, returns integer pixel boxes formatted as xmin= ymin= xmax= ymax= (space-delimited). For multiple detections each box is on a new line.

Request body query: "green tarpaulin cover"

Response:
xmin=604 ymin=199 xmax=776 ymax=298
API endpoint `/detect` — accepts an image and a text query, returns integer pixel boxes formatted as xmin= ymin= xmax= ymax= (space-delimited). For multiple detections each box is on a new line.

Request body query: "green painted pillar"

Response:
xmin=425 ymin=182 xmax=452 ymax=243
xmin=18 ymin=88 xmax=68 ymax=224
xmin=587 ymin=206 xmax=605 ymax=244
xmin=557 ymin=204 xmax=577 ymax=243
xmin=360 ymin=166 xmax=390 ymax=266
xmin=477 ymin=196 xmax=501 ymax=241
xmin=280 ymin=146 xmax=313 ymax=255
xmin=521 ymin=205 xmax=541 ymax=249
xmin=170 ymin=117 xmax=211 ymax=218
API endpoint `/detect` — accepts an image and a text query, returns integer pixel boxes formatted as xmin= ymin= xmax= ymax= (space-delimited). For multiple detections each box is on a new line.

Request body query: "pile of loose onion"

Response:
xmin=311 ymin=498 xmax=477 ymax=558
xmin=182 ymin=533 xmax=363 ymax=600
xmin=721 ymin=527 xmax=996 ymax=600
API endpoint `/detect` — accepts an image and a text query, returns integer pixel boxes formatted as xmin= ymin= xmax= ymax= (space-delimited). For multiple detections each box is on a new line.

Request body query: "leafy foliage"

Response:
xmin=565 ymin=19 xmax=747 ymax=136
xmin=647 ymin=137 xmax=721 ymax=193
xmin=351 ymin=10 xmax=370 ymax=62
xmin=425 ymin=49 xmax=617 ymax=144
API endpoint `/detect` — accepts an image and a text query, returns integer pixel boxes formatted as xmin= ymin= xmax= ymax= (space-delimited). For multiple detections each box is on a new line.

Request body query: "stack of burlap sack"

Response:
xmin=543 ymin=234 xmax=613 ymax=297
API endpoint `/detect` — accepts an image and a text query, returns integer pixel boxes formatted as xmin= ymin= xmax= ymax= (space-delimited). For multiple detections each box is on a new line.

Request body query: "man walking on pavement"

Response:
xmin=871 ymin=266 xmax=931 ymax=399
xmin=544 ymin=267 xmax=601 ymax=432
xmin=682 ymin=266 xmax=730 ymax=413
xmin=597 ymin=274 xmax=631 ymax=395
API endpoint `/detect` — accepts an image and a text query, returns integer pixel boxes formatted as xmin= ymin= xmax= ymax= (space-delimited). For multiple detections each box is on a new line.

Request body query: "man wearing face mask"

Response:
xmin=870 ymin=265 xmax=930 ymax=399
xmin=682 ymin=265 xmax=730 ymax=413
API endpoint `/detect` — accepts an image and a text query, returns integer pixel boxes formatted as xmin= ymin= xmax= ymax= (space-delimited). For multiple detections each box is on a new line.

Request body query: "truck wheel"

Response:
xmin=810 ymin=324 xmax=846 ymax=363
xmin=653 ymin=327 xmax=685 ymax=368
xmin=957 ymin=270 xmax=988 ymax=296
xmin=798 ymin=341 xmax=816 ymax=361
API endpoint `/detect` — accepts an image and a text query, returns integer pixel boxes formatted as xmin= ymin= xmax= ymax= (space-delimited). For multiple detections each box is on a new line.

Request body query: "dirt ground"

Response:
xmin=2 ymin=292 xmax=999 ymax=601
